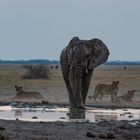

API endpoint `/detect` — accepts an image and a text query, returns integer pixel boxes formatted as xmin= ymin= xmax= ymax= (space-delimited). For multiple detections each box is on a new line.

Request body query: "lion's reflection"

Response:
xmin=68 ymin=108 xmax=119 ymax=122
xmin=15 ymin=109 xmax=22 ymax=117
xmin=94 ymin=113 xmax=118 ymax=122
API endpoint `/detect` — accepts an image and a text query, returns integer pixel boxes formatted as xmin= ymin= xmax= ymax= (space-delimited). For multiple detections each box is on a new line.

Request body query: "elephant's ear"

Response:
xmin=83 ymin=45 xmax=93 ymax=56
xmin=88 ymin=39 xmax=110 ymax=68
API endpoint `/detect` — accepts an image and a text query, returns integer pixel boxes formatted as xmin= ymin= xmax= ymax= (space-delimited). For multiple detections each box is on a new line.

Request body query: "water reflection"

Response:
xmin=0 ymin=106 xmax=140 ymax=122
xmin=94 ymin=113 xmax=118 ymax=122
xmin=15 ymin=109 xmax=22 ymax=117
xmin=69 ymin=108 xmax=85 ymax=122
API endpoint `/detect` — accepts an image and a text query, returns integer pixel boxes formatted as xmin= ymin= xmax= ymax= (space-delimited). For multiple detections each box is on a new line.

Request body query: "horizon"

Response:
xmin=0 ymin=0 xmax=140 ymax=61
xmin=0 ymin=59 xmax=140 ymax=62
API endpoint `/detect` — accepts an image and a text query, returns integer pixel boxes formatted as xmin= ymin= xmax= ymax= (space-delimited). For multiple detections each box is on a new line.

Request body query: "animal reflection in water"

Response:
xmin=68 ymin=109 xmax=86 ymax=121
xmin=15 ymin=109 xmax=22 ymax=117
xmin=68 ymin=109 xmax=118 ymax=122
xmin=93 ymin=112 xmax=118 ymax=122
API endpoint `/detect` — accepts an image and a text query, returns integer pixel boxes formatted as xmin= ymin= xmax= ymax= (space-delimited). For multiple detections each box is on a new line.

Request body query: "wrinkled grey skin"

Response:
xmin=60 ymin=37 xmax=109 ymax=108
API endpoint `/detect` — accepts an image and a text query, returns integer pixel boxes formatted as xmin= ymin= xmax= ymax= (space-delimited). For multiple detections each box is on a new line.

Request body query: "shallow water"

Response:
xmin=0 ymin=106 xmax=140 ymax=122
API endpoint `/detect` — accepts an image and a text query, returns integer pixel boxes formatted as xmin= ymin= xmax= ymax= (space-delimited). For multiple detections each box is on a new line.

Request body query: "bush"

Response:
xmin=50 ymin=65 xmax=54 ymax=69
xmin=55 ymin=65 xmax=59 ymax=69
xmin=22 ymin=64 xmax=51 ymax=79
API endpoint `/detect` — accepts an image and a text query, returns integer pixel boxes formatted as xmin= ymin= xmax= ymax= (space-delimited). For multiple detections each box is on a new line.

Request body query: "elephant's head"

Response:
xmin=68 ymin=37 xmax=109 ymax=73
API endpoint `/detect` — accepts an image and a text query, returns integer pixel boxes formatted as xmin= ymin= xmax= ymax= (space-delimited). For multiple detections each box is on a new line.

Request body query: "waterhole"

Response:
xmin=0 ymin=106 xmax=140 ymax=122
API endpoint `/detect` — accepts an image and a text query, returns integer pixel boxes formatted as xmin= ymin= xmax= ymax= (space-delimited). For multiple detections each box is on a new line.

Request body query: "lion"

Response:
xmin=115 ymin=90 xmax=136 ymax=102
xmin=89 ymin=81 xmax=119 ymax=102
xmin=14 ymin=85 xmax=46 ymax=100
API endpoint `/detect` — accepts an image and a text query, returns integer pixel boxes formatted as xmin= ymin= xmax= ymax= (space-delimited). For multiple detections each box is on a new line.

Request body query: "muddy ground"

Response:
xmin=0 ymin=119 xmax=140 ymax=140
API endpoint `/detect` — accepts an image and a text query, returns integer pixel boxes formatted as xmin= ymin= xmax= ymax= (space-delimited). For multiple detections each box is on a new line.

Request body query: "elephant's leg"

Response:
xmin=65 ymin=77 xmax=75 ymax=107
xmin=62 ymin=73 xmax=75 ymax=108
xmin=82 ymin=70 xmax=93 ymax=105
xmin=60 ymin=50 xmax=74 ymax=108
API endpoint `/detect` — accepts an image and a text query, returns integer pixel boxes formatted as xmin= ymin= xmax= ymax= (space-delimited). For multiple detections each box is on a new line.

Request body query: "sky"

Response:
xmin=0 ymin=0 xmax=140 ymax=61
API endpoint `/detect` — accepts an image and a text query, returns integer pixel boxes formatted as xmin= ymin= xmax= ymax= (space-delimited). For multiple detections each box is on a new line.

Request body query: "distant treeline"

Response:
xmin=0 ymin=59 xmax=140 ymax=65
xmin=105 ymin=61 xmax=140 ymax=65
xmin=0 ymin=59 xmax=59 ymax=65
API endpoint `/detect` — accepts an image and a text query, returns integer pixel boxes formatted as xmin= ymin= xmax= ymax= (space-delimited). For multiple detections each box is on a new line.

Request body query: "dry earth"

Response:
xmin=0 ymin=64 xmax=140 ymax=107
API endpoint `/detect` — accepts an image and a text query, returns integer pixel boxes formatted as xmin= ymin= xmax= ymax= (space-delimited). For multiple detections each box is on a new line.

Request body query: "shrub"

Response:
xmin=22 ymin=64 xmax=51 ymax=79
xmin=55 ymin=65 xmax=59 ymax=69
xmin=50 ymin=65 xmax=54 ymax=69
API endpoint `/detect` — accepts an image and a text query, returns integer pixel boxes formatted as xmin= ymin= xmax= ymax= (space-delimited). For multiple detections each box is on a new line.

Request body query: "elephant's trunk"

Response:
xmin=74 ymin=63 xmax=84 ymax=108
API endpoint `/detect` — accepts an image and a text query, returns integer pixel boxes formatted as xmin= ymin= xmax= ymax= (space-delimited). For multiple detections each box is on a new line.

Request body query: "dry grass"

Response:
xmin=0 ymin=64 xmax=140 ymax=105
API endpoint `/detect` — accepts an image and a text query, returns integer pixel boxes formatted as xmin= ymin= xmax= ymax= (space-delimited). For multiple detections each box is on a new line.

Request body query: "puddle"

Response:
xmin=0 ymin=106 xmax=140 ymax=122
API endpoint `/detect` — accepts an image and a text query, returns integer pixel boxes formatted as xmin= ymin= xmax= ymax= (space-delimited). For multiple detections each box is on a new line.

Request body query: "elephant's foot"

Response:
xmin=75 ymin=104 xmax=85 ymax=109
xmin=69 ymin=101 xmax=76 ymax=109
xmin=69 ymin=104 xmax=76 ymax=109
xmin=70 ymin=104 xmax=85 ymax=109
xmin=70 ymin=100 xmax=85 ymax=109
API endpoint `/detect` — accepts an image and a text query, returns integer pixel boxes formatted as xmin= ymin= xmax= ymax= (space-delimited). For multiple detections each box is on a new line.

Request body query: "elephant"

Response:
xmin=60 ymin=37 xmax=109 ymax=108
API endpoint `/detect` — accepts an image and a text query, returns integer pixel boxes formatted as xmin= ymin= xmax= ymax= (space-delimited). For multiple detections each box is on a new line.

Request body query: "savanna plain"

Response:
xmin=0 ymin=64 xmax=140 ymax=140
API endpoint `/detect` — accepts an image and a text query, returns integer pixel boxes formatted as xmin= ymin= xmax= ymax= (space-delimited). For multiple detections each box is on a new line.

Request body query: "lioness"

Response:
xmin=14 ymin=85 xmax=46 ymax=100
xmin=115 ymin=90 xmax=136 ymax=102
xmin=89 ymin=81 xmax=119 ymax=102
